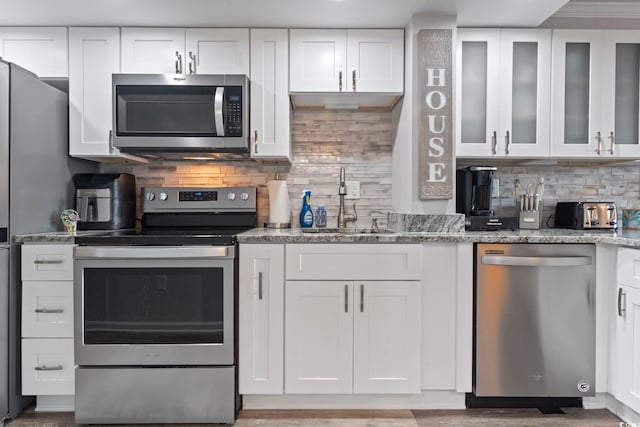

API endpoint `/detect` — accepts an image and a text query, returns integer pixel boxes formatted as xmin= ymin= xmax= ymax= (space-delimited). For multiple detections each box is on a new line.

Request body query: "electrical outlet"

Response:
xmin=492 ymin=178 xmax=500 ymax=198
xmin=345 ymin=181 xmax=360 ymax=199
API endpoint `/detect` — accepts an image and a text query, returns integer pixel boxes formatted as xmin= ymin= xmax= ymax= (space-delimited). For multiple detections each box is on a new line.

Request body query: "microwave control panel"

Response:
xmin=225 ymin=86 xmax=243 ymax=137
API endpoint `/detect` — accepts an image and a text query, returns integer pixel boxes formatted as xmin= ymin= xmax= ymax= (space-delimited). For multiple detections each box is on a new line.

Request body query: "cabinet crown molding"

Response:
xmin=553 ymin=1 xmax=640 ymax=19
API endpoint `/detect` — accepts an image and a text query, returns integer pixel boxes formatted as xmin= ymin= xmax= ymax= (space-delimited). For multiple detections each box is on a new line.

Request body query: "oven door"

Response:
xmin=74 ymin=246 xmax=235 ymax=366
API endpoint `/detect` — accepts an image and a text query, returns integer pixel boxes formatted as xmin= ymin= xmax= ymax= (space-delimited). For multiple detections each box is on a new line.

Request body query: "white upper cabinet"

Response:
xmin=290 ymin=29 xmax=347 ymax=92
xmin=289 ymin=29 xmax=403 ymax=93
xmin=121 ymin=28 xmax=185 ymax=74
xmin=550 ymin=30 xmax=604 ymax=157
xmin=456 ymin=29 xmax=551 ymax=158
xmin=603 ymin=30 xmax=640 ymax=158
xmin=121 ymin=28 xmax=249 ymax=75
xmin=186 ymin=28 xmax=249 ymax=75
xmin=347 ymin=29 xmax=404 ymax=93
xmin=551 ymin=30 xmax=640 ymax=159
xmin=250 ymin=29 xmax=291 ymax=162
xmin=68 ymin=27 xmax=145 ymax=163
xmin=0 ymin=27 xmax=68 ymax=77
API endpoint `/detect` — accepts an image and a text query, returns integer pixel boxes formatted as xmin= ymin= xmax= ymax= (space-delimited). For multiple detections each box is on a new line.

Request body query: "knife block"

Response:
xmin=519 ymin=210 xmax=540 ymax=229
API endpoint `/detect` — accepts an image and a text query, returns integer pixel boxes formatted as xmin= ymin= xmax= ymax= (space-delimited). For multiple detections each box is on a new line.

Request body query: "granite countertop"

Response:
xmin=15 ymin=225 xmax=640 ymax=249
xmin=14 ymin=230 xmax=127 ymax=243
xmin=237 ymin=227 xmax=640 ymax=248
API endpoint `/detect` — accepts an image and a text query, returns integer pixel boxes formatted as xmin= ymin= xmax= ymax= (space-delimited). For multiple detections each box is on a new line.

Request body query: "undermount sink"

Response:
xmin=301 ymin=227 xmax=390 ymax=234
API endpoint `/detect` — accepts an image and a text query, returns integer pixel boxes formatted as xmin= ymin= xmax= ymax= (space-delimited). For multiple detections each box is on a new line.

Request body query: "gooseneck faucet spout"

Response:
xmin=337 ymin=167 xmax=357 ymax=228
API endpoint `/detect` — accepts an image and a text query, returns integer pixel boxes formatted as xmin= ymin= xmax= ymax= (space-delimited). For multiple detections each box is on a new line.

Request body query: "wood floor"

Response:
xmin=5 ymin=408 xmax=621 ymax=426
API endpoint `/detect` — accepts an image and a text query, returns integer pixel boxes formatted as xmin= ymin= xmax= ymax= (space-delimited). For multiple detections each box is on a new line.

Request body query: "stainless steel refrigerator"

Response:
xmin=0 ymin=59 xmax=96 ymax=420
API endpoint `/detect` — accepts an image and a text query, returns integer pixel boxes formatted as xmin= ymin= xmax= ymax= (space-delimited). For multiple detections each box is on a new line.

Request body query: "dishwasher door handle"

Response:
xmin=481 ymin=255 xmax=592 ymax=267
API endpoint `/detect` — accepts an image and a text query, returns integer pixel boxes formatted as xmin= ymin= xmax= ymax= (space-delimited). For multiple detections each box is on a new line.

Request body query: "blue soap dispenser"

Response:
xmin=299 ymin=190 xmax=313 ymax=228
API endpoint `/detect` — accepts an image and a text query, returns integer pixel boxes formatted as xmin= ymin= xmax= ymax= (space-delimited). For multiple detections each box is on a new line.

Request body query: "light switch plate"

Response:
xmin=492 ymin=178 xmax=500 ymax=198
xmin=345 ymin=181 xmax=360 ymax=199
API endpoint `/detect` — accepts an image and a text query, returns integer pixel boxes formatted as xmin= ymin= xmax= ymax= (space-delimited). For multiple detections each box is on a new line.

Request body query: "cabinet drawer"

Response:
xmin=22 ymin=281 xmax=73 ymax=338
xmin=22 ymin=338 xmax=74 ymax=395
xmin=286 ymin=244 xmax=422 ymax=281
xmin=21 ymin=245 xmax=74 ymax=281
xmin=617 ymin=248 xmax=640 ymax=290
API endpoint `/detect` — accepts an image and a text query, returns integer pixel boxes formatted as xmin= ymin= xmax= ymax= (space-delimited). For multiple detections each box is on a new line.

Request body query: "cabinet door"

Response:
xmin=285 ymin=281 xmax=353 ymax=394
xmin=615 ymin=285 xmax=640 ymax=411
xmin=455 ymin=29 xmax=501 ymax=157
xmin=550 ymin=30 xmax=604 ymax=158
xmin=0 ymin=27 xmax=68 ymax=77
xmin=346 ymin=29 xmax=404 ymax=93
xmin=290 ymin=29 xmax=347 ymax=93
xmin=603 ymin=30 xmax=640 ymax=158
xmin=238 ymin=244 xmax=284 ymax=395
xmin=185 ymin=28 xmax=249 ymax=75
xmin=69 ymin=27 xmax=120 ymax=158
xmin=121 ymin=28 xmax=185 ymax=74
xmin=353 ymin=281 xmax=421 ymax=394
xmin=250 ymin=29 xmax=291 ymax=161
xmin=498 ymin=29 xmax=551 ymax=158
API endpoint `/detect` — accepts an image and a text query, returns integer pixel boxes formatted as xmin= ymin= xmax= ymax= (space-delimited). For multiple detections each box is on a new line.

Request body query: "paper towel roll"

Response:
xmin=267 ymin=180 xmax=291 ymax=225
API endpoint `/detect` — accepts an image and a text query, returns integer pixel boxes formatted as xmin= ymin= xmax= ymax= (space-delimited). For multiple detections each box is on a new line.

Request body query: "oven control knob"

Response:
xmin=146 ymin=192 xmax=155 ymax=201
xmin=159 ymin=192 xmax=168 ymax=201
xmin=227 ymin=192 xmax=236 ymax=201
xmin=240 ymin=192 xmax=249 ymax=201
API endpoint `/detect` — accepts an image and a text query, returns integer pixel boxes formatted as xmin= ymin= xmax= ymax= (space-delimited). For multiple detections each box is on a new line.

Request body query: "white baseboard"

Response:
xmin=35 ymin=395 xmax=74 ymax=412
xmin=583 ymin=393 xmax=608 ymax=409
xmin=606 ymin=393 xmax=640 ymax=424
xmin=242 ymin=390 xmax=466 ymax=409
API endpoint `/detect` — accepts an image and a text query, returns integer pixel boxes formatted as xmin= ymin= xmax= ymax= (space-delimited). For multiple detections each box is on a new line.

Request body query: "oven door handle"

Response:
xmin=75 ymin=246 xmax=230 ymax=259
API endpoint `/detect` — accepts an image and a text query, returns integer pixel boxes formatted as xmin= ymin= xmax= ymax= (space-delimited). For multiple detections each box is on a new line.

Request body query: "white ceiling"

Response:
xmin=0 ymin=0 xmax=570 ymax=28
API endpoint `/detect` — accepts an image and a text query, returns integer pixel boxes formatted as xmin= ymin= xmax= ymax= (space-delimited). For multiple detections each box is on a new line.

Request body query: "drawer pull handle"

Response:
xmin=34 ymin=365 xmax=63 ymax=371
xmin=33 ymin=260 xmax=63 ymax=265
xmin=618 ymin=287 xmax=626 ymax=317
xmin=258 ymin=272 xmax=263 ymax=300
xmin=34 ymin=308 xmax=64 ymax=314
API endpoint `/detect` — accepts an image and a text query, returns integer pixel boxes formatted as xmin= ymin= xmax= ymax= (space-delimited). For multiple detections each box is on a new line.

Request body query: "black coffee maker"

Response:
xmin=456 ymin=166 xmax=517 ymax=231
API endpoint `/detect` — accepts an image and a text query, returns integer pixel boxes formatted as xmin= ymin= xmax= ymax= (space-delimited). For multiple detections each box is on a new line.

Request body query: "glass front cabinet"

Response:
xmin=550 ymin=29 xmax=640 ymax=158
xmin=456 ymin=29 xmax=551 ymax=158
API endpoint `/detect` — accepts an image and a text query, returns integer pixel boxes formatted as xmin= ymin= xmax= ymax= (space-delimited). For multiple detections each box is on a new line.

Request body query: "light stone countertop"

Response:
xmin=14 ymin=230 xmax=129 ymax=243
xmin=15 ymin=227 xmax=640 ymax=249
xmin=237 ymin=227 xmax=640 ymax=248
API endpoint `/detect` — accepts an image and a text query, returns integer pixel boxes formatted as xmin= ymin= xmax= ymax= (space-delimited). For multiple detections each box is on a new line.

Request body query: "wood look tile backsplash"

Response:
xmin=101 ymin=110 xmax=394 ymax=228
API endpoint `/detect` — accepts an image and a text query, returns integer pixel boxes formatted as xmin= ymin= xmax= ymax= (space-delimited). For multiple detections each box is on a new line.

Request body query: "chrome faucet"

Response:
xmin=338 ymin=167 xmax=357 ymax=228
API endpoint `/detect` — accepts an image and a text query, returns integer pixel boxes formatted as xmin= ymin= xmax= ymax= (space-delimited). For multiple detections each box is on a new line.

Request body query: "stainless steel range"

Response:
xmin=73 ymin=186 xmax=257 ymax=425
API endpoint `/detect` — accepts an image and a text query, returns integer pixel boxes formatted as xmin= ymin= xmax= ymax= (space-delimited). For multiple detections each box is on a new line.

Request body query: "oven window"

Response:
xmin=83 ymin=268 xmax=224 ymax=344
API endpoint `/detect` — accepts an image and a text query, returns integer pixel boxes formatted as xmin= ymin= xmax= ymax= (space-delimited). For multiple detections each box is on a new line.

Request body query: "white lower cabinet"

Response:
xmin=614 ymin=283 xmax=640 ymax=412
xmin=21 ymin=338 xmax=75 ymax=396
xmin=20 ymin=243 xmax=75 ymax=409
xmin=285 ymin=280 xmax=421 ymax=394
xmin=238 ymin=244 xmax=285 ymax=394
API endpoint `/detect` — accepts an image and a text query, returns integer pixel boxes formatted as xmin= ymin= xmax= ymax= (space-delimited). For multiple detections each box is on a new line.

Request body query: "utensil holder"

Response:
xmin=519 ymin=210 xmax=540 ymax=230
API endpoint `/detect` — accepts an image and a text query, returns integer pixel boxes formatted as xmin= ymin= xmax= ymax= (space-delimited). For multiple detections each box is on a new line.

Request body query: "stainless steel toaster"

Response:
xmin=555 ymin=201 xmax=617 ymax=230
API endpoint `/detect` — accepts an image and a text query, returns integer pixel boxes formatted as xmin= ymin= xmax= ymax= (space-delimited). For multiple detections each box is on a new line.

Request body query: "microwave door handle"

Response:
xmin=214 ymin=87 xmax=225 ymax=137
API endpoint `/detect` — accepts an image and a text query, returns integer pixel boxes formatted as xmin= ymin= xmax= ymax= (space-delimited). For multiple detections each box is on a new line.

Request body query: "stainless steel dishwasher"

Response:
xmin=475 ymin=243 xmax=595 ymax=398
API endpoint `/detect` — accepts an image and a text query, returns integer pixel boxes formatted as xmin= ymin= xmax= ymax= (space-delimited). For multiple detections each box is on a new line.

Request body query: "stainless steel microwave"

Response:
xmin=112 ymin=74 xmax=249 ymax=155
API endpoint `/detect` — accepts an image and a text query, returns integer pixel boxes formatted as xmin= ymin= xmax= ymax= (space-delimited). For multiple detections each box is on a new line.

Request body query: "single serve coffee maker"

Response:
xmin=73 ymin=173 xmax=136 ymax=230
xmin=456 ymin=166 xmax=517 ymax=231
